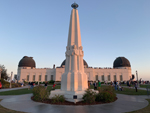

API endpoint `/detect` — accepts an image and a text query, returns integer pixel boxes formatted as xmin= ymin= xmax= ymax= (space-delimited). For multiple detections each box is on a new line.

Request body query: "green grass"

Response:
xmin=0 ymin=99 xmax=26 ymax=113
xmin=140 ymin=84 xmax=150 ymax=88
xmin=121 ymin=84 xmax=150 ymax=89
xmin=115 ymin=87 xmax=148 ymax=95
xmin=0 ymin=85 xmax=60 ymax=95
xmin=127 ymin=99 xmax=150 ymax=113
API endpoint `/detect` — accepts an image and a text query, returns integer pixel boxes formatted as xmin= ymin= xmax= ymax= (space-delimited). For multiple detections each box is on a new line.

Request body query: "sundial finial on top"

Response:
xmin=71 ymin=2 xmax=79 ymax=9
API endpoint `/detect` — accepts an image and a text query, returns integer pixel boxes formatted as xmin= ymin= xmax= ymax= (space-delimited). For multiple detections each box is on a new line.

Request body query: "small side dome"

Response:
xmin=18 ymin=56 xmax=36 ymax=68
xmin=113 ymin=57 xmax=131 ymax=68
xmin=61 ymin=59 xmax=88 ymax=68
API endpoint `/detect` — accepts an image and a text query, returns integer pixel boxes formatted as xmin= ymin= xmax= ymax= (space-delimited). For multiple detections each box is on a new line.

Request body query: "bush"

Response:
xmin=82 ymin=89 xmax=96 ymax=104
xmin=101 ymin=82 xmax=104 ymax=84
xmin=48 ymin=80 xmax=55 ymax=84
xmin=51 ymin=95 xmax=65 ymax=103
xmin=39 ymin=82 xmax=42 ymax=84
xmin=33 ymin=86 xmax=49 ymax=101
xmin=96 ymin=86 xmax=116 ymax=102
xmin=11 ymin=83 xmax=21 ymax=88
xmin=100 ymin=91 xmax=116 ymax=102
xmin=1 ymin=79 xmax=10 ymax=85
xmin=2 ymin=84 xmax=10 ymax=88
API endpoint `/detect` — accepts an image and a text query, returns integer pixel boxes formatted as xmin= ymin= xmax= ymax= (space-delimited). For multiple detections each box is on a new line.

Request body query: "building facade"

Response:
xmin=17 ymin=56 xmax=132 ymax=82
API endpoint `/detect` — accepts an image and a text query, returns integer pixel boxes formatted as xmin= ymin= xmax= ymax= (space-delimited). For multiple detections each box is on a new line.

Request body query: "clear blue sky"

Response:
xmin=0 ymin=0 xmax=150 ymax=80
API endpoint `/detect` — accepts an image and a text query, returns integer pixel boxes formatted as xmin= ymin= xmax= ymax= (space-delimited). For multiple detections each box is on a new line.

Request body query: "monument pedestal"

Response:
xmin=49 ymin=89 xmax=86 ymax=102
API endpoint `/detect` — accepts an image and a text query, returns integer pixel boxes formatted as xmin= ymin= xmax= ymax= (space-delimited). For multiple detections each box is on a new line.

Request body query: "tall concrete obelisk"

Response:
xmin=50 ymin=3 xmax=88 ymax=102
xmin=61 ymin=3 xmax=88 ymax=91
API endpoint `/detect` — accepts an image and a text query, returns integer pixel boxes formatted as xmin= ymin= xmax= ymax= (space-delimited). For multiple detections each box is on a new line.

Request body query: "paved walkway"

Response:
xmin=0 ymin=84 xmax=53 ymax=92
xmin=0 ymin=86 xmax=28 ymax=92
xmin=0 ymin=94 xmax=150 ymax=113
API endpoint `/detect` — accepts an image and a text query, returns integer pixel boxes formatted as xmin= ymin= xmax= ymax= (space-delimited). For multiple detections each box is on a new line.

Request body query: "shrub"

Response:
xmin=100 ymin=91 xmax=116 ymax=102
xmin=51 ymin=95 xmax=65 ymax=103
xmin=95 ymin=93 xmax=103 ymax=102
xmin=96 ymin=86 xmax=116 ymax=102
xmin=11 ymin=83 xmax=21 ymax=88
xmin=82 ymin=89 xmax=96 ymax=104
xmin=24 ymin=81 xmax=28 ymax=84
xmin=3 ymin=84 xmax=10 ymax=88
xmin=1 ymin=79 xmax=10 ymax=85
xmin=101 ymin=82 xmax=104 ymax=84
xmin=33 ymin=86 xmax=49 ymax=101
xmin=39 ymin=82 xmax=42 ymax=84
xmin=48 ymin=80 xmax=55 ymax=84
xmin=35 ymin=81 xmax=38 ymax=85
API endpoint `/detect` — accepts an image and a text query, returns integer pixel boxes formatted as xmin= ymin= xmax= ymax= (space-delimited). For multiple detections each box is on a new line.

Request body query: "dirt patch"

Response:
xmin=31 ymin=96 xmax=117 ymax=105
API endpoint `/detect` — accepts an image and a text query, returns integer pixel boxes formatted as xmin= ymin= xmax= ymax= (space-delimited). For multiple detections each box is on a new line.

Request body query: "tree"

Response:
xmin=0 ymin=64 xmax=9 ymax=80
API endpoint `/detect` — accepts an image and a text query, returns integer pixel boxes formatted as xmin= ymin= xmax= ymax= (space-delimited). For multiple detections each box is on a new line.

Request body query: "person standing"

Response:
xmin=30 ymin=82 xmax=33 ymax=89
xmin=45 ymin=81 xmax=48 ymax=89
xmin=93 ymin=81 xmax=97 ymax=90
xmin=98 ymin=80 xmax=101 ymax=90
xmin=52 ymin=83 xmax=56 ymax=89
xmin=0 ymin=80 xmax=2 ymax=89
xmin=110 ymin=81 xmax=113 ymax=86
xmin=88 ymin=81 xmax=90 ymax=89
xmin=28 ymin=82 xmax=30 ymax=90
xmin=135 ymin=81 xmax=138 ymax=92
xmin=114 ymin=81 xmax=117 ymax=90
xmin=116 ymin=81 xmax=119 ymax=90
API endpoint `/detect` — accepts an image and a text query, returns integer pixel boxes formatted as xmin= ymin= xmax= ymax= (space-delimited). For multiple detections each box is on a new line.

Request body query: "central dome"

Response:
xmin=61 ymin=59 xmax=88 ymax=68
xmin=18 ymin=56 xmax=36 ymax=68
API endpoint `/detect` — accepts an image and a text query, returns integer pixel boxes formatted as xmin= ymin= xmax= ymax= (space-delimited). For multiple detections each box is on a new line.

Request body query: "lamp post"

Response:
xmin=136 ymin=70 xmax=139 ymax=87
xmin=10 ymin=72 xmax=13 ymax=88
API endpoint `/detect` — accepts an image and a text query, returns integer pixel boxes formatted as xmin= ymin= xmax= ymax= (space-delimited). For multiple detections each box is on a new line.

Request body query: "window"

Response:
xmin=114 ymin=75 xmax=116 ymax=81
xmin=108 ymin=75 xmax=110 ymax=81
xmin=33 ymin=75 xmax=35 ymax=81
xmin=39 ymin=75 xmax=41 ymax=81
xmin=51 ymin=75 xmax=53 ymax=81
xmin=96 ymin=75 xmax=98 ymax=81
xmin=27 ymin=75 xmax=29 ymax=81
xmin=45 ymin=75 xmax=47 ymax=81
xmin=120 ymin=75 xmax=123 ymax=81
xmin=102 ymin=75 xmax=104 ymax=81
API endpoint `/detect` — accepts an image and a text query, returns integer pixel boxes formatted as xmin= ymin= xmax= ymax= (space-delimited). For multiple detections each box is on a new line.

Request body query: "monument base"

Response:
xmin=49 ymin=89 xmax=86 ymax=102
xmin=49 ymin=89 xmax=98 ymax=103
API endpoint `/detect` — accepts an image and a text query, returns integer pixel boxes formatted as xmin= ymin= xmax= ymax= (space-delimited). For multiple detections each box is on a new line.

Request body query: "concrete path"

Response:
xmin=0 ymin=94 xmax=149 ymax=113
xmin=0 ymin=86 xmax=28 ymax=92
xmin=0 ymin=85 xmax=54 ymax=92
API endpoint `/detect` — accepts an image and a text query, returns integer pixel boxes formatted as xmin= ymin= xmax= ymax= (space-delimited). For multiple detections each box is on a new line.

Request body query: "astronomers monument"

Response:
xmin=50 ymin=3 xmax=88 ymax=102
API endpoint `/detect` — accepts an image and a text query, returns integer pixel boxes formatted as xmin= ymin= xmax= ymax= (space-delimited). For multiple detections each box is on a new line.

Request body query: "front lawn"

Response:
xmin=115 ymin=87 xmax=148 ymax=95
xmin=0 ymin=85 xmax=60 ymax=95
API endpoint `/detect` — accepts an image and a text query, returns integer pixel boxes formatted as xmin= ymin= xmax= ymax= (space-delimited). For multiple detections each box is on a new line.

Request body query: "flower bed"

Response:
xmin=31 ymin=85 xmax=117 ymax=105
xmin=31 ymin=96 xmax=117 ymax=105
